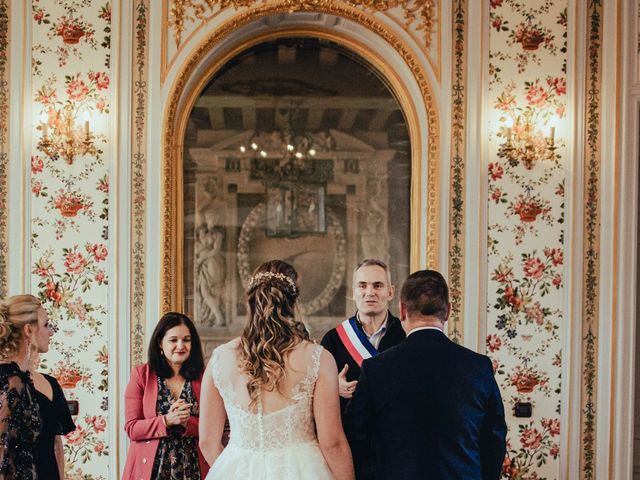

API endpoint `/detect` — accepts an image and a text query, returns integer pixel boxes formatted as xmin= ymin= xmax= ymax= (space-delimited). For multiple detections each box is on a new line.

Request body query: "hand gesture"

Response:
xmin=165 ymin=399 xmax=192 ymax=428
xmin=338 ymin=364 xmax=358 ymax=399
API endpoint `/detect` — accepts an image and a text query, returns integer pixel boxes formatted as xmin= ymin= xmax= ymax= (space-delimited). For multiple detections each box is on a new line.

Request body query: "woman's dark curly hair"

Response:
xmin=148 ymin=312 xmax=204 ymax=380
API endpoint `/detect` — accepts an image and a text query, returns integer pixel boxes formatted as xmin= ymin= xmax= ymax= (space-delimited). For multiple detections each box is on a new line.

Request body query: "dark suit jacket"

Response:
xmin=345 ymin=329 xmax=507 ymax=480
xmin=320 ymin=312 xmax=406 ymax=413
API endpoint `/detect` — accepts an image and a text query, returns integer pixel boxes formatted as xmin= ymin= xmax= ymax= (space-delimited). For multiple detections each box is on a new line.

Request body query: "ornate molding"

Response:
xmin=579 ymin=1 xmax=603 ymax=478
xmin=0 ymin=0 xmax=8 ymax=298
xmin=162 ymin=3 xmax=440 ymax=312
xmin=168 ymin=0 xmax=435 ymax=50
xmin=131 ymin=0 xmax=150 ymax=365
xmin=447 ymin=0 xmax=466 ymax=344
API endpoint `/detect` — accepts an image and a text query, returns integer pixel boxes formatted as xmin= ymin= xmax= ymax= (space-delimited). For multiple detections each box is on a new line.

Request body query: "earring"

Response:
xmin=160 ymin=349 xmax=164 ymax=356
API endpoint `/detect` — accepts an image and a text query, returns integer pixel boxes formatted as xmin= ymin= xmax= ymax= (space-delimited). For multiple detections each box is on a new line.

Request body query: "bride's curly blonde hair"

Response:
xmin=239 ymin=260 xmax=309 ymax=407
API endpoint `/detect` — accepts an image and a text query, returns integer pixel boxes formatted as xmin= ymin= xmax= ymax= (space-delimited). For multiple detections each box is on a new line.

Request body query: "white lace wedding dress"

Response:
xmin=206 ymin=341 xmax=334 ymax=479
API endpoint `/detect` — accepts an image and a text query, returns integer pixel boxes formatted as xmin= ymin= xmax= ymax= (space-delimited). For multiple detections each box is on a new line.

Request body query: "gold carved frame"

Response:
xmin=161 ymin=4 xmax=440 ymax=313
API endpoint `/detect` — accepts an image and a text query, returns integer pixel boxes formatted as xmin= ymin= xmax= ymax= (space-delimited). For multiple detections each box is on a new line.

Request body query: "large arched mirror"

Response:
xmin=181 ymin=37 xmax=411 ymax=342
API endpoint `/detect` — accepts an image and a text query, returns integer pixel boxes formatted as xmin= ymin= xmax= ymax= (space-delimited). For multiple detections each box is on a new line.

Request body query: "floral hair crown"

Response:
xmin=248 ymin=271 xmax=298 ymax=296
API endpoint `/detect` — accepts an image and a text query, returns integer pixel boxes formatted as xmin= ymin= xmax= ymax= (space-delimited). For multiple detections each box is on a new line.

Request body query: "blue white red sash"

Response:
xmin=335 ymin=318 xmax=379 ymax=367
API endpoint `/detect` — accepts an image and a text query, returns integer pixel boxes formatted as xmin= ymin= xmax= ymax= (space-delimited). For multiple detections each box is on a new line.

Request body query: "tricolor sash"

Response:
xmin=335 ymin=318 xmax=378 ymax=367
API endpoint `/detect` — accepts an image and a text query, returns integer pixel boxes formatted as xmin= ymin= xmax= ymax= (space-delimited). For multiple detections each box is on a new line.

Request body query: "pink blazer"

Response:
xmin=122 ymin=364 xmax=209 ymax=480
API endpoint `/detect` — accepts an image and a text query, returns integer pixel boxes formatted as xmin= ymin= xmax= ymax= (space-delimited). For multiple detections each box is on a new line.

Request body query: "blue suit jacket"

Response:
xmin=345 ymin=329 xmax=507 ymax=480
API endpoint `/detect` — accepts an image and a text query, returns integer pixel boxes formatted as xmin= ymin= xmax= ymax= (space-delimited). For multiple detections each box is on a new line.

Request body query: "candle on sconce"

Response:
xmin=41 ymin=122 xmax=48 ymax=139
xmin=506 ymin=127 xmax=512 ymax=142
xmin=549 ymin=126 xmax=555 ymax=144
xmin=84 ymin=120 xmax=90 ymax=137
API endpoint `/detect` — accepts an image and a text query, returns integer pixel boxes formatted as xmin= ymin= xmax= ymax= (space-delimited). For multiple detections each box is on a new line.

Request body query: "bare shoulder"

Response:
xmin=318 ymin=347 xmax=337 ymax=374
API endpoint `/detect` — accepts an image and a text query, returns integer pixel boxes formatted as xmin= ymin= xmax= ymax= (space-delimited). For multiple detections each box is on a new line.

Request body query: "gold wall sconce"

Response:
xmin=37 ymin=107 xmax=98 ymax=165
xmin=498 ymin=112 xmax=558 ymax=170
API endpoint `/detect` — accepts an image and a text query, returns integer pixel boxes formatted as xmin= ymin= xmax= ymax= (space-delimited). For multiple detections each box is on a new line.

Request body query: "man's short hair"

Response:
xmin=354 ymin=258 xmax=392 ymax=285
xmin=400 ymin=270 xmax=449 ymax=320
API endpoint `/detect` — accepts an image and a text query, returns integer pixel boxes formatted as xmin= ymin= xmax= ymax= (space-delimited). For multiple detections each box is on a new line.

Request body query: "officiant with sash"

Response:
xmin=321 ymin=259 xmax=405 ymax=479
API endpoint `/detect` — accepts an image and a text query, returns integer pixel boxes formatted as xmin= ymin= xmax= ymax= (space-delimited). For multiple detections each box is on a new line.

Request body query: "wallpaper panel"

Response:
xmin=448 ymin=0 xmax=467 ymax=343
xmin=0 ymin=0 xmax=8 ymax=298
xmin=30 ymin=0 xmax=111 ymax=477
xmin=487 ymin=1 xmax=567 ymax=478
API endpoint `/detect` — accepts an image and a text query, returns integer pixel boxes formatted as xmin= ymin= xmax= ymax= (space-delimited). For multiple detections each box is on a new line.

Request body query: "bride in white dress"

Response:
xmin=199 ymin=260 xmax=355 ymax=480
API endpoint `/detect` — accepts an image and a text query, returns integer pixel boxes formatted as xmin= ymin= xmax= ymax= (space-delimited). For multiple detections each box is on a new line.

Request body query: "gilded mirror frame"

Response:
xmin=162 ymin=8 xmax=440 ymax=314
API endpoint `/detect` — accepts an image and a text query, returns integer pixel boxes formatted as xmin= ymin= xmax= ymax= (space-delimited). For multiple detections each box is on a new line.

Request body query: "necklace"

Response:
xmin=165 ymin=376 xmax=186 ymax=400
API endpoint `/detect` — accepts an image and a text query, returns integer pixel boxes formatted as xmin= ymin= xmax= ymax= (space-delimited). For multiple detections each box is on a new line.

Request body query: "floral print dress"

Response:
xmin=151 ymin=377 xmax=200 ymax=480
xmin=0 ymin=362 xmax=41 ymax=480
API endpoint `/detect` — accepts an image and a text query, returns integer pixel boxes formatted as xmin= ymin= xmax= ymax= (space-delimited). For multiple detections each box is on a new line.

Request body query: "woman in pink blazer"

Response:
xmin=123 ymin=312 xmax=209 ymax=479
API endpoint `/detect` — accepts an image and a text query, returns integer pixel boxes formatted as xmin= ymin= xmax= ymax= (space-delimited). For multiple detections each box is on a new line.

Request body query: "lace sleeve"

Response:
xmin=309 ymin=344 xmax=323 ymax=383
xmin=209 ymin=346 xmax=223 ymax=388
xmin=293 ymin=344 xmax=324 ymax=400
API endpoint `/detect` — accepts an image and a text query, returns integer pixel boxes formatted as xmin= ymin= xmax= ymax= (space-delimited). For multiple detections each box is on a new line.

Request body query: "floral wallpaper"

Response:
xmin=30 ymin=0 xmax=111 ymax=478
xmin=487 ymin=1 xmax=567 ymax=478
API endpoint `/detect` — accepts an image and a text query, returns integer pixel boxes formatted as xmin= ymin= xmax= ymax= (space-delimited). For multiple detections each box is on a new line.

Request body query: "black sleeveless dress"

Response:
xmin=34 ymin=373 xmax=75 ymax=480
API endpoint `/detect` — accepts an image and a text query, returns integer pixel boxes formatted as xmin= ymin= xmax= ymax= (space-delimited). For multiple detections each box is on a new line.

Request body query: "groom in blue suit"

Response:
xmin=345 ymin=270 xmax=507 ymax=479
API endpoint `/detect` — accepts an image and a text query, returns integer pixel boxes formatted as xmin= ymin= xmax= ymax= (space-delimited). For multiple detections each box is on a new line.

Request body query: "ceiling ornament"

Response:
xmin=169 ymin=0 xmax=435 ymax=49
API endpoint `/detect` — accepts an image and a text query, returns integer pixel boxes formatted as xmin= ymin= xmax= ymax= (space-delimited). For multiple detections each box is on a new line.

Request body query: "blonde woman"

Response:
xmin=29 ymin=329 xmax=75 ymax=479
xmin=0 ymin=294 xmax=46 ymax=480
xmin=199 ymin=260 xmax=354 ymax=480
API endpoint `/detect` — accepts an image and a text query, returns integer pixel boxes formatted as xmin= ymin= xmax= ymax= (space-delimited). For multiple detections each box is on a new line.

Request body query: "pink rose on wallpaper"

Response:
xmin=64 ymin=251 xmax=87 ymax=274
xmin=66 ymin=79 xmax=90 ymax=102
xmin=486 ymin=334 xmax=502 ymax=352
xmin=33 ymin=7 xmax=46 ymax=23
xmin=94 ymin=441 xmax=106 ymax=453
xmin=89 ymin=71 xmax=110 ymax=90
xmin=66 ymin=426 xmax=88 ymax=445
xmin=525 ymin=302 xmax=545 ymax=326
xmin=490 ymin=188 xmax=502 ymax=203
xmin=45 ymin=280 xmax=63 ymax=305
xmin=491 ymin=359 xmax=499 ymax=374
xmin=32 ymin=260 xmax=54 ymax=278
xmin=556 ymin=103 xmax=566 ymax=118
xmin=520 ymin=428 xmax=543 ymax=449
xmin=95 ymin=269 xmax=106 ymax=285
xmin=526 ymin=85 xmax=548 ymax=107
xmin=31 ymin=181 xmax=43 ymax=196
xmin=87 ymin=243 xmax=108 ymax=261
xmin=67 ymin=297 xmax=88 ymax=321
xmin=31 ymin=155 xmax=44 ymax=174
xmin=544 ymin=247 xmax=563 ymax=266
xmin=87 ymin=415 xmax=107 ymax=433
xmin=547 ymin=76 xmax=567 ymax=95
xmin=488 ymin=162 xmax=503 ymax=181
xmin=550 ymin=445 xmax=560 ymax=458
xmin=552 ymin=273 xmax=562 ymax=287
xmin=491 ymin=16 xmax=503 ymax=31
xmin=490 ymin=0 xmax=503 ymax=7
xmin=541 ymin=418 xmax=561 ymax=436
xmin=523 ymin=257 xmax=545 ymax=279
xmin=97 ymin=175 xmax=109 ymax=193
xmin=491 ymin=264 xmax=513 ymax=283
xmin=95 ymin=98 xmax=107 ymax=113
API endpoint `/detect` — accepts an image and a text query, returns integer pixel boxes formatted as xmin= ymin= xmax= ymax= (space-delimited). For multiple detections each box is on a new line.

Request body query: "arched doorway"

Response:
xmin=162 ymin=13 xmax=439 ymax=354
